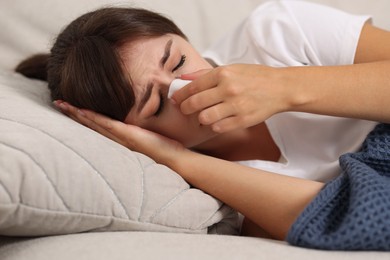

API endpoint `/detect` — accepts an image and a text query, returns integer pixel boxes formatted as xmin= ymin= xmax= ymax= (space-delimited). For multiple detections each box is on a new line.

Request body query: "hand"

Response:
xmin=172 ymin=64 xmax=290 ymax=133
xmin=53 ymin=101 xmax=186 ymax=166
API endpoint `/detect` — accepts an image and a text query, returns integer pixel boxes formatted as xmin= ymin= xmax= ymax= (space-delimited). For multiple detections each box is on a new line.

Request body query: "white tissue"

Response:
xmin=168 ymin=79 xmax=192 ymax=98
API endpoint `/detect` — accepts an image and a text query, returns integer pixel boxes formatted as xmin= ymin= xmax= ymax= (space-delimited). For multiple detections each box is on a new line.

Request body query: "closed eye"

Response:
xmin=154 ymin=91 xmax=165 ymax=117
xmin=172 ymin=55 xmax=186 ymax=72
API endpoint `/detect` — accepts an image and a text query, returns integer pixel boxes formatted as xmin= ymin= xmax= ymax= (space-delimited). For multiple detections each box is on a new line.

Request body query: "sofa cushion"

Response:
xmin=1 ymin=231 xmax=389 ymax=260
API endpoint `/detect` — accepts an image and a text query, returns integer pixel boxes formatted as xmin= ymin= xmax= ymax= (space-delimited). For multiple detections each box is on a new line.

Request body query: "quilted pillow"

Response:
xmin=0 ymin=70 xmax=238 ymax=236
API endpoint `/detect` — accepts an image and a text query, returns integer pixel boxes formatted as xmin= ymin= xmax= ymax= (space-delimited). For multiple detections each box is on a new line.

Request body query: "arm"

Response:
xmin=174 ymin=149 xmax=324 ymax=240
xmin=172 ymin=23 xmax=390 ymax=133
xmin=55 ymin=101 xmax=323 ymax=240
xmin=286 ymin=24 xmax=390 ymax=121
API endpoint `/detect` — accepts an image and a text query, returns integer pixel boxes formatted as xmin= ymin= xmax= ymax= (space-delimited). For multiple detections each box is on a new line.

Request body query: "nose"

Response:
xmin=168 ymin=79 xmax=192 ymax=98
xmin=153 ymin=74 xmax=172 ymax=90
xmin=153 ymin=75 xmax=187 ymax=98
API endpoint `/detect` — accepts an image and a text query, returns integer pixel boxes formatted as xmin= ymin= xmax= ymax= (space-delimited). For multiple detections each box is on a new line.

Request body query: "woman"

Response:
xmin=16 ymin=1 xmax=390 ymax=247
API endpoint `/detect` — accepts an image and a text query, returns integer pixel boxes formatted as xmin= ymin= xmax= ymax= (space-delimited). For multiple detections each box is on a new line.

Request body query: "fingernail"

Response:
xmin=58 ymin=102 xmax=68 ymax=111
xmin=77 ymin=109 xmax=86 ymax=116
xmin=170 ymin=98 xmax=177 ymax=105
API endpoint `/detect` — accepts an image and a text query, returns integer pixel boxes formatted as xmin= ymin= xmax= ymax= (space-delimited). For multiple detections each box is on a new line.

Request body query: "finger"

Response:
xmin=74 ymin=108 xmax=128 ymax=140
xmin=171 ymin=69 xmax=217 ymax=105
xmin=198 ymin=102 xmax=236 ymax=126
xmin=78 ymin=108 xmax=178 ymax=154
xmin=54 ymin=101 xmax=125 ymax=145
xmin=54 ymin=101 xmax=85 ymax=123
xmin=180 ymin=69 xmax=211 ymax=80
xmin=211 ymin=116 xmax=244 ymax=133
xmin=54 ymin=101 xmax=186 ymax=161
xmin=180 ymin=84 xmax=223 ymax=115
xmin=56 ymin=101 xmax=115 ymax=132
xmin=54 ymin=101 xmax=87 ymax=124
xmin=211 ymin=113 xmax=261 ymax=134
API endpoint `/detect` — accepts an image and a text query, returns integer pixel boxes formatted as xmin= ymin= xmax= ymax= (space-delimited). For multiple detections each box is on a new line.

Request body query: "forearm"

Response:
xmin=284 ymin=60 xmax=390 ymax=122
xmin=57 ymin=98 xmax=323 ymax=239
xmin=168 ymin=150 xmax=324 ymax=240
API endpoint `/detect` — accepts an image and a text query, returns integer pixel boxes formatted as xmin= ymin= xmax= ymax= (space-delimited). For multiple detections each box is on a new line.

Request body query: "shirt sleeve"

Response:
xmin=280 ymin=0 xmax=371 ymax=66
xmin=203 ymin=1 xmax=371 ymax=67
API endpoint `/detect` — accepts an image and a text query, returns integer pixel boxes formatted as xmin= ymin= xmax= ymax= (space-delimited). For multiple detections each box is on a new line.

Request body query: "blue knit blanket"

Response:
xmin=287 ymin=123 xmax=390 ymax=251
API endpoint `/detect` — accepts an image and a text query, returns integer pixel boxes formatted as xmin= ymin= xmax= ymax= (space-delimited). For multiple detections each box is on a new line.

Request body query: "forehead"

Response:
xmin=120 ymin=35 xmax=171 ymax=69
xmin=119 ymin=35 xmax=170 ymax=89
xmin=119 ymin=35 xmax=171 ymax=88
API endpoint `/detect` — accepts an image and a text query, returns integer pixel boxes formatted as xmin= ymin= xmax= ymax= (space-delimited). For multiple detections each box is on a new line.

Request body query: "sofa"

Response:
xmin=1 ymin=0 xmax=389 ymax=259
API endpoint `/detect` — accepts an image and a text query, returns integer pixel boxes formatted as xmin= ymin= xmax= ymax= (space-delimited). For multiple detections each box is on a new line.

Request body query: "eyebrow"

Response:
xmin=137 ymin=82 xmax=153 ymax=113
xmin=137 ymin=39 xmax=173 ymax=113
xmin=160 ymin=39 xmax=173 ymax=68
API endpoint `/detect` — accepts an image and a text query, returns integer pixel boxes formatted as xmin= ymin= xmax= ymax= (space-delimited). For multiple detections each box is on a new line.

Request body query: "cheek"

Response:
xmin=124 ymin=105 xmax=194 ymax=143
xmin=187 ymin=56 xmax=213 ymax=73
xmin=145 ymin=105 xmax=214 ymax=147
xmin=148 ymin=109 xmax=194 ymax=143
xmin=138 ymin=102 xmax=216 ymax=147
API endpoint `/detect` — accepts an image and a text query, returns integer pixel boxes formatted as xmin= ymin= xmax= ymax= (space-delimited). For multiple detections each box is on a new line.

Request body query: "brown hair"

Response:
xmin=15 ymin=7 xmax=187 ymax=121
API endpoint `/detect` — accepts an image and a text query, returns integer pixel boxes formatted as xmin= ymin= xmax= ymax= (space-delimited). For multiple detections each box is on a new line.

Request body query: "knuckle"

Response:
xmin=104 ymin=120 xmax=113 ymax=130
xmin=188 ymin=84 xmax=198 ymax=95
xmin=198 ymin=115 xmax=207 ymax=125
xmin=198 ymin=111 xmax=212 ymax=125
xmin=233 ymin=99 xmax=247 ymax=111
xmin=85 ymin=121 xmax=95 ymax=131
xmin=89 ymin=113 xmax=98 ymax=123
xmin=186 ymin=96 xmax=201 ymax=111
xmin=199 ymin=107 xmax=224 ymax=125
xmin=225 ymin=84 xmax=241 ymax=96
xmin=215 ymin=66 xmax=232 ymax=79
xmin=198 ymin=111 xmax=210 ymax=125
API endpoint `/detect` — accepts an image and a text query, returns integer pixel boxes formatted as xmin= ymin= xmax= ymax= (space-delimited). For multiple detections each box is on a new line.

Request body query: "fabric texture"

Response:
xmin=287 ymin=123 xmax=390 ymax=250
xmin=1 ymin=0 xmax=390 ymax=258
xmin=2 ymin=231 xmax=390 ymax=260
xmin=0 ymin=70 xmax=238 ymax=236
xmin=203 ymin=1 xmax=371 ymax=67
xmin=203 ymin=0 xmax=377 ymax=182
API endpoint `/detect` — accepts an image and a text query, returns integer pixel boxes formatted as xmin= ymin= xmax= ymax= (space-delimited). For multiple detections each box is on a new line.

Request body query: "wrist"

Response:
xmin=166 ymin=149 xmax=213 ymax=186
xmin=164 ymin=147 xmax=196 ymax=174
xmin=277 ymin=66 xmax=314 ymax=112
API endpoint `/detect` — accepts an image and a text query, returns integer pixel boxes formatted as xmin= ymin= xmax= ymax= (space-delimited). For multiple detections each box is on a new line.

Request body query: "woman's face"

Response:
xmin=121 ymin=34 xmax=216 ymax=148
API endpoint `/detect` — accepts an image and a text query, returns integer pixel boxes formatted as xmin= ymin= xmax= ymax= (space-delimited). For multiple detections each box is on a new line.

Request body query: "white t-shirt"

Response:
xmin=202 ymin=1 xmax=378 ymax=182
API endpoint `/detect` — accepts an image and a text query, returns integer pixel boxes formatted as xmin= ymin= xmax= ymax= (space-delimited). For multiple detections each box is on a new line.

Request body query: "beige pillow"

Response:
xmin=0 ymin=70 xmax=238 ymax=236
